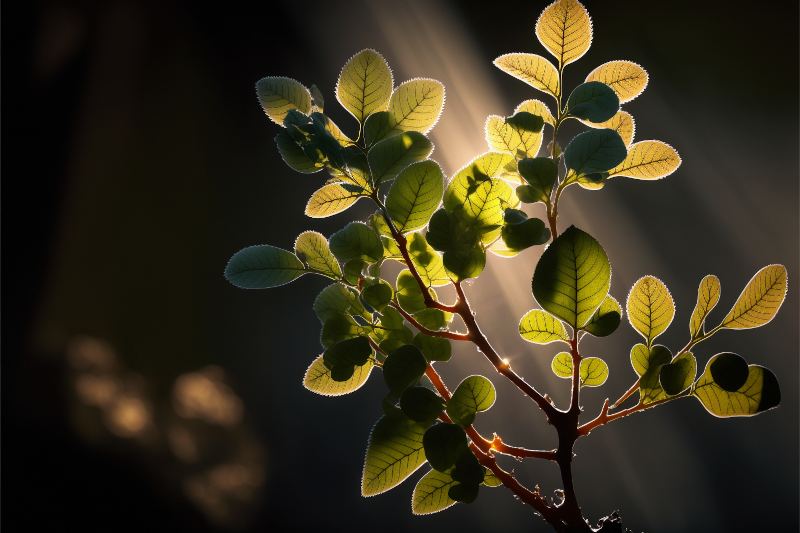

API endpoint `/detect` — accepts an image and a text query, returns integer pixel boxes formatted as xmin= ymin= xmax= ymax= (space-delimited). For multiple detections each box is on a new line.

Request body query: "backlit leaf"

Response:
xmin=446 ymin=375 xmax=496 ymax=427
xmin=413 ymin=333 xmax=452 ymax=362
xmin=689 ymin=275 xmax=721 ymax=339
xmin=552 ymin=352 xmax=573 ymax=378
xmin=337 ymin=49 xmax=393 ymax=124
xmin=444 ymin=152 xmax=517 ymax=212
xmin=305 ymin=183 xmax=362 ymax=218
xmin=585 ymin=61 xmax=648 ymax=104
xmin=493 ymin=53 xmax=560 ymax=99
xmin=413 ymin=308 xmax=451 ymax=331
xmin=579 ymin=357 xmax=608 ymax=387
xmin=407 ymin=233 xmax=449 ymax=287
xmin=718 ymin=265 xmax=787 ymax=330
xmin=383 ymin=344 xmax=428 ymax=396
xmin=362 ymin=408 xmax=427 ymax=496
xmin=630 ymin=344 xmax=672 ymax=378
xmin=329 ymin=222 xmax=384 ymax=264
xmin=659 ymin=352 xmax=696 ymax=395
xmin=412 ymin=469 xmax=457 ymax=515
xmin=535 ymin=0 xmax=592 ymax=68
xmin=313 ymin=283 xmax=358 ymax=324
xmin=323 ymin=336 xmax=373 ymax=381
xmin=369 ymin=131 xmax=434 ymax=186
xmin=485 ymin=113 xmax=544 ymax=160
xmin=519 ymin=309 xmax=569 ymax=344
xmin=361 ymin=278 xmax=394 ymax=312
xmin=423 ymin=423 xmax=468 ymax=472
xmin=386 ymin=160 xmax=444 ymax=233
xmin=225 ymin=245 xmax=306 ymax=288
xmin=443 ymin=248 xmax=486 ymax=282
xmin=582 ymin=295 xmax=621 ymax=337
xmin=388 ymin=79 xmax=445 ymax=134
xmin=564 ymin=129 xmax=627 ymax=175
xmin=275 ymin=131 xmax=321 ymax=173
xmin=581 ymin=111 xmax=635 ymax=147
xmin=531 ymin=226 xmax=611 ymax=329
xmin=256 ymin=76 xmax=312 ymax=126
xmin=483 ymin=471 xmax=502 ymax=487
xmin=627 ymin=276 xmax=674 ymax=347
xmin=515 ymin=99 xmax=555 ymax=126
xmin=566 ymin=82 xmax=619 ymax=123
xmin=639 ymin=363 xmax=668 ymax=405
xmin=607 ymin=141 xmax=680 ymax=180
xmin=321 ymin=311 xmax=367 ymax=348
xmin=487 ymin=239 xmax=522 ymax=258
xmin=304 ymin=356 xmax=374 ymax=396
xmin=364 ymin=111 xmax=402 ymax=146
xmin=693 ymin=354 xmax=781 ymax=417
xmin=295 ymin=231 xmax=341 ymax=278
xmin=397 ymin=270 xmax=428 ymax=314
xmin=425 ymin=209 xmax=479 ymax=254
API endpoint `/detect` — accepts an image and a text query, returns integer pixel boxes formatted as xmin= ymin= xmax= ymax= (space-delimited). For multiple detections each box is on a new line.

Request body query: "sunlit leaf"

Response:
xmin=388 ymin=78 xmax=445 ymax=134
xmin=413 ymin=333 xmax=452 ymax=362
xmin=369 ymin=131 xmax=434 ymax=186
xmin=407 ymin=233 xmax=449 ymax=287
xmin=323 ymin=336 xmax=373 ymax=382
xmin=482 ymin=471 xmax=502 ymax=487
xmin=256 ymin=76 xmax=312 ymax=126
xmin=397 ymin=270 xmax=428 ymax=314
xmin=535 ymin=0 xmax=592 ymax=68
xmin=581 ymin=111 xmax=635 ymax=147
xmin=423 ymin=423 xmax=468 ymax=472
xmin=485 ymin=113 xmax=544 ymax=160
xmin=659 ymin=352 xmax=696 ymax=395
xmin=386 ymin=160 xmax=444 ymax=233
xmin=321 ymin=311 xmax=368 ymax=349
xmin=718 ymin=265 xmax=787 ymax=330
xmin=451 ymin=178 xmax=514 ymax=244
xmin=627 ymin=276 xmax=674 ymax=347
xmin=361 ymin=278 xmax=394 ymax=312
xmin=329 ymin=222 xmax=384 ymax=264
xmin=693 ymin=353 xmax=781 ymax=417
xmin=690 ymin=275 xmax=721 ymax=339
xmin=444 ymin=152 xmax=517 ymax=217
xmin=342 ymin=258 xmax=365 ymax=285
xmin=532 ymin=226 xmax=611 ymax=329
xmin=443 ymin=248 xmax=486 ymax=282
xmin=412 ymin=469 xmax=458 ymax=515
xmin=305 ymin=183 xmax=362 ymax=218
xmin=630 ymin=343 xmax=672 ymax=378
xmin=585 ymin=61 xmax=648 ymax=103
xmin=401 ymin=386 xmax=446 ymax=424
xmin=413 ymin=307 xmax=452 ymax=331
xmin=486 ymin=115 xmax=523 ymax=156
xmin=362 ymin=408 xmax=427 ymax=496
xmin=566 ymin=82 xmax=619 ymax=123
xmin=446 ymin=375 xmax=496 ymax=427
xmin=383 ymin=344 xmax=428 ymax=396
xmin=225 ymin=245 xmax=306 ymax=288
xmin=564 ymin=129 xmax=627 ymax=176
xmin=607 ymin=141 xmax=680 ymax=180
xmin=519 ymin=309 xmax=569 ymax=344
xmin=275 ymin=131 xmax=322 ymax=173
xmin=364 ymin=111 xmax=402 ymax=146
xmin=580 ymin=357 xmax=608 ymax=387
xmin=304 ymin=356 xmax=373 ymax=396
xmin=369 ymin=212 xmax=394 ymax=237
xmin=337 ymin=49 xmax=393 ymax=125
xmin=295 ymin=231 xmax=341 ymax=279
xmin=552 ymin=352 xmax=573 ymax=378
xmin=515 ymin=99 xmax=555 ymax=126
xmin=582 ymin=295 xmax=621 ymax=337
xmin=493 ymin=53 xmax=560 ymax=99
xmin=313 ymin=283 xmax=360 ymax=324
xmin=639 ymin=363 xmax=668 ymax=405
xmin=486 ymin=239 xmax=522 ymax=258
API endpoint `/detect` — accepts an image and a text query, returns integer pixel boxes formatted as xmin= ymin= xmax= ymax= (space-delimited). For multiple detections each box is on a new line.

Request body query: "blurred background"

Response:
xmin=3 ymin=0 xmax=798 ymax=531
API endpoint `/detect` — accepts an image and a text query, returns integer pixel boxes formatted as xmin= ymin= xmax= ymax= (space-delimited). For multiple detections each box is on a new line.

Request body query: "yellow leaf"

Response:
xmin=256 ymin=76 xmax=312 ymax=126
xmin=317 ymin=113 xmax=353 ymax=147
xmin=388 ymin=78 xmax=445 ymax=134
xmin=719 ymin=265 xmax=787 ymax=330
xmin=627 ymin=276 xmax=674 ymax=347
xmin=487 ymin=239 xmax=522 ymax=258
xmin=552 ymin=352 xmax=573 ymax=378
xmin=493 ymin=53 xmax=560 ymax=99
xmin=535 ymin=0 xmax=592 ymax=68
xmin=485 ymin=115 xmax=523 ymax=156
xmin=693 ymin=357 xmax=780 ymax=417
xmin=336 ymin=49 xmax=393 ymax=124
xmin=515 ymin=99 xmax=555 ymax=126
xmin=689 ymin=275 xmax=721 ymax=339
xmin=303 ymin=356 xmax=374 ymax=396
xmin=295 ymin=231 xmax=341 ymax=279
xmin=581 ymin=111 xmax=635 ymax=147
xmin=585 ymin=61 xmax=648 ymax=103
xmin=608 ymin=140 xmax=681 ymax=179
xmin=305 ymin=184 xmax=362 ymax=218
xmin=579 ymin=357 xmax=608 ymax=387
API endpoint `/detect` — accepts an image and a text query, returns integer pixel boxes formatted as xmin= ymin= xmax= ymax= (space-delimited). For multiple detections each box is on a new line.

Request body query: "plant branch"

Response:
xmin=389 ymin=303 xmax=469 ymax=341
xmin=578 ymin=391 xmax=692 ymax=438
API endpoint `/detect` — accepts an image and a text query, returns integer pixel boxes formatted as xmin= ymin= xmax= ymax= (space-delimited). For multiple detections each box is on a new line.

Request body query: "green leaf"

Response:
xmin=451 ymin=451 xmax=485 ymax=486
xmin=443 ymin=248 xmax=486 ymax=282
xmin=362 ymin=408 xmax=427 ymax=496
xmin=275 ymin=131 xmax=321 ymax=173
xmin=305 ymin=183 xmax=362 ymax=218
xmin=412 ymin=469 xmax=458 ymax=515
xmin=640 ymin=364 xmax=668 ymax=405
xmin=342 ymin=258 xmax=366 ymax=285
xmin=531 ymin=226 xmax=611 ymax=329
xmin=304 ymin=356 xmax=374 ymax=396
xmin=401 ymin=386 xmax=446 ymax=424
xmin=385 ymin=160 xmax=444 ymax=232
xmin=383 ymin=344 xmax=428 ymax=396
xmin=630 ymin=344 xmax=672 ymax=378
xmin=579 ymin=357 xmax=609 ymax=387
xmin=516 ymin=184 xmax=544 ymax=204
xmin=692 ymin=354 xmax=781 ymax=417
xmin=372 ymin=308 xmax=414 ymax=348
xmin=364 ymin=111 xmax=402 ymax=146
xmin=407 ymin=233 xmax=449 ymax=287
xmin=329 ymin=222 xmax=384 ymax=264
xmin=225 ymin=245 xmax=306 ymax=288
xmin=323 ymin=336 xmax=373 ymax=381
xmin=321 ymin=311 xmax=367 ymax=349
xmin=337 ymin=49 xmax=393 ymax=125
xmin=446 ymin=375 xmax=496 ymax=427
xmin=444 ymin=152 xmax=516 ymax=211
xmin=519 ymin=309 xmax=569 ymax=344
xmin=387 ymin=78 xmax=445 ymax=134
xmin=518 ymin=157 xmax=558 ymax=203
xmin=396 ymin=270 xmax=428 ymax=314
xmin=423 ymin=423 xmax=468 ymax=472
xmin=414 ymin=333 xmax=452 ymax=362
xmin=368 ymin=212 xmax=394 ymax=237
xmin=413 ymin=308 xmax=452 ymax=331
xmin=368 ymin=132 xmax=434 ymax=187
xmin=425 ymin=209 xmax=479 ymax=254
xmin=448 ymin=482 xmax=479 ymax=504
xmin=361 ymin=278 xmax=394 ymax=312
xmin=551 ymin=352 xmax=573 ymax=378
xmin=659 ymin=352 xmax=696 ymax=395
xmin=256 ymin=76 xmax=312 ymax=126
xmin=493 ymin=53 xmax=560 ymax=99
xmin=564 ymin=129 xmax=627 ymax=176
xmin=690 ymin=275 xmax=721 ymax=339
xmin=718 ymin=265 xmax=787 ymax=330
xmin=295 ymin=231 xmax=341 ymax=279
xmin=582 ymin=295 xmax=622 ymax=337
xmin=310 ymin=84 xmax=325 ymax=112
xmin=566 ymin=82 xmax=620 ymax=123
xmin=627 ymin=276 xmax=675 ymax=347
xmin=500 ymin=209 xmax=549 ymax=252
xmin=482 ymin=470 xmax=502 ymax=487
xmin=313 ymin=283 xmax=357 ymax=324
xmin=485 ymin=113 xmax=544 ymax=159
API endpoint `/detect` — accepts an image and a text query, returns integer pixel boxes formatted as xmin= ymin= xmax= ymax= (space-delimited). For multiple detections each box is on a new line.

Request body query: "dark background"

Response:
xmin=3 ymin=1 xmax=798 ymax=531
